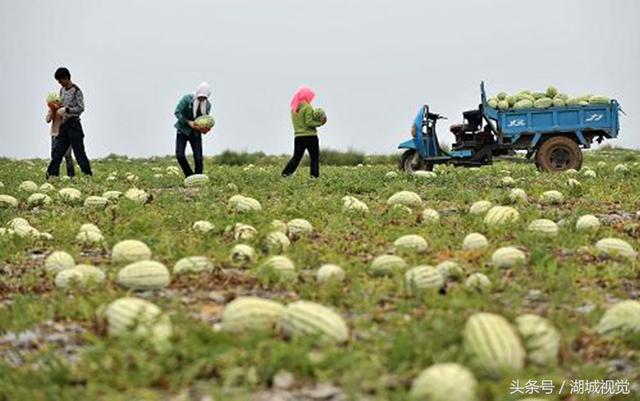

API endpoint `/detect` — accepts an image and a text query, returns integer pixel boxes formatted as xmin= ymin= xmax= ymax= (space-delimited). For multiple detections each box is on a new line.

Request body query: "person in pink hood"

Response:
xmin=281 ymin=86 xmax=327 ymax=178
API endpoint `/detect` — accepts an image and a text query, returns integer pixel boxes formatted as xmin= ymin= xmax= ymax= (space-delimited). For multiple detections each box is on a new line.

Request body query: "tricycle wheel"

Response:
xmin=399 ymin=150 xmax=433 ymax=172
xmin=535 ymin=136 xmax=582 ymax=172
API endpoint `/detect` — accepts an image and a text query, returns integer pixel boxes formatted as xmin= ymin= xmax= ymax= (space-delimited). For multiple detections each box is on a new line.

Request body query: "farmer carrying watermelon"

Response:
xmin=46 ymin=67 xmax=93 ymax=179
xmin=174 ymin=82 xmax=214 ymax=177
xmin=281 ymin=86 xmax=327 ymax=178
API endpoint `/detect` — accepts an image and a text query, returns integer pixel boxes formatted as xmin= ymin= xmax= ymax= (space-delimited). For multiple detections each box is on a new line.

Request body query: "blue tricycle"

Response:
xmin=398 ymin=82 xmax=622 ymax=172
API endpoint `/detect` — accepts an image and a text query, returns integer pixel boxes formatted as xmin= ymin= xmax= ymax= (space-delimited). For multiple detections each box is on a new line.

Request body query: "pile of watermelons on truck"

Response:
xmin=398 ymin=82 xmax=623 ymax=172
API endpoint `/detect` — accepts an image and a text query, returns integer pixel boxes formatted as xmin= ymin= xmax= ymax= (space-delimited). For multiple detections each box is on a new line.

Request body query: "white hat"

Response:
xmin=195 ymin=81 xmax=211 ymax=99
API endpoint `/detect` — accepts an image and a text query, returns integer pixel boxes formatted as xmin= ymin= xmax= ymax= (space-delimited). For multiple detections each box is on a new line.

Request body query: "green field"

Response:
xmin=0 ymin=149 xmax=639 ymax=401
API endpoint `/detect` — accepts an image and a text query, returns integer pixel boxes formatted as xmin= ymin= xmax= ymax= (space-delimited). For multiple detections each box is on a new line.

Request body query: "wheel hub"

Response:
xmin=549 ymin=147 xmax=571 ymax=169
xmin=405 ymin=153 xmax=422 ymax=171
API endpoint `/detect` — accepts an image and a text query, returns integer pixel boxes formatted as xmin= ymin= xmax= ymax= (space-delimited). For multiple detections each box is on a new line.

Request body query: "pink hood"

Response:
xmin=290 ymin=86 xmax=316 ymax=113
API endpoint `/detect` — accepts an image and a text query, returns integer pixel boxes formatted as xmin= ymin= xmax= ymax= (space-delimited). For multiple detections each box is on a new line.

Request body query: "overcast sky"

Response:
xmin=1 ymin=0 xmax=639 ymax=159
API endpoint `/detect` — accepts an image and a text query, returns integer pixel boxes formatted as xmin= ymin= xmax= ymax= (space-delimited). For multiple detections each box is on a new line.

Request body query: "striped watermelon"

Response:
xmin=596 ymin=300 xmax=640 ymax=336
xmin=192 ymin=220 xmax=214 ymax=233
xmin=484 ymin=206 xmax=520 ymax=227
xmin=316 ymin=264 xmax=346 ymax=283
xmin=282 ymin=301 xmax=349 ymax=343
xmin=540 ymin=190 xmax=564 ymax=205
xmin=233 ymin=223 xmax=257 ymax=241
xmin=342 ymin=195 xmax=369 ymax=213
xmin=405 ymin=265 xmax=444 ymax=294
xmin=421 ymin=208 xmax=440 ymax=223
xmin=509 ymin=188 xmax=528 ymax=203
xmin=220 ymin=296 xmax=285 ymax=333
xmin=27 ymin=193 xmax=52 ymax=207
xmin=435 ymin=260 xmax=464 ymax=280
xmin=111 ymin=240 xmax=152 ymax=263
xmin=464 ymin=273 xmax=492 ymax=293
xmin=83 ymin=196 xmax=108 ymax=208
xmin=39 ymin=183 xmax=55 ymax=193
xmin=387 ymin=191 xmax=422 ymax=208
xmin=462 ymin=233 xmax=489 ymax=252
xmin=394 ymin=234 xmax=428 ymax=254
xmin=491 ymin=247 xmax=526 ymax=269
xmin=45 ymin=251 xmax=75 ymax=273
xmin=258 ymin=255 xmax=296 ymax=281
xmin=19 ymin=181 xmax=38 ymax=193
xmin=228 ymin=244 xmax=255 ymax=268
xmin=410 ymin=363 xmax=477 ymax=401
xmin=124 ymin=188 xmax=149 ymax=203
xmin=575 ymin=215 xmax=600 ymax=231
xmin=0 ymin=195 xmax=18 ymax=208
xmin=287 ymin=218 xmax=313 ymax=238
xmin=184 ymin=174 xmax=210 ymax=187
xmin=228 ymin=195 xmax=262 ymax=213
xmin=263 ymin=231 xmax=291 ymax=254
xmin=595 ymin=237 xmax=637 ymax=259
xmin=270 ymin=219 xmax=289 ymax=234
xmin=527 ymin=219 xmax=558 ymax=236
xmin=117 ymin=261 xmax=170 ymax=290
xmin=55 ymin=264 xmax=106 ymax=288
xmin=173 ymin=256 xmax=214 ymax=274
xmin=463 ymin=312 xmax=525 ymax=377
xmin=102 ymin=190 xmax=123 ymax=200
xmin=469 ymin=200 xmax=492 ymax=215
xmin=515 ymin=314 xmax=560 ymax=366
xmin=58 ymin=187 xmax=82 ymax=204
xmin=369 ymin=255 xmax=407 ymax=277
xmin=104 ymin=297 xmax=172 ymax=350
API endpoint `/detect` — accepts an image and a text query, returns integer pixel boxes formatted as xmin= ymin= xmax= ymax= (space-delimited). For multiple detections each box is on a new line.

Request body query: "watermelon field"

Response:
xmin=0 ymin=149 xmax=639 ymax=401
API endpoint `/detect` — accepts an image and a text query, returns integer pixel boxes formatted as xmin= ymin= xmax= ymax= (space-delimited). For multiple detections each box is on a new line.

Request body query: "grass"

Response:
xmin=100 ymin=149 xmax=395 ymax=168
xmin=0 ymin=149 xmax=638 ymax=400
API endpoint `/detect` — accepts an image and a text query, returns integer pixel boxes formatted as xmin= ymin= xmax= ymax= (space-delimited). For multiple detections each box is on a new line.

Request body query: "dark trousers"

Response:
xmin=47 ymin=118 xmax=92 ymax=177
xmin=175 ymin=132 xmax=203 ymax=177
xmin=51 ymin=136 xmax=75 ymax=177
xmin=282 ymin=136 xmax=320 ymax=178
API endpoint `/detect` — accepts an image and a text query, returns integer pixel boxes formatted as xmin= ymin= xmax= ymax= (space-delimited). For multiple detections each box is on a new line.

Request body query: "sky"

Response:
xmin=1 ymin=0 xmax=639 ymax=159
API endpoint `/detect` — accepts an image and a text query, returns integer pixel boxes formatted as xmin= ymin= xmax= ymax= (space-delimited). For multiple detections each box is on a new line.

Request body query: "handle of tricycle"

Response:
xmin=413 ymin=106 xmax=427 ymax=158
xmin=480 ymin=81 xmax=488 ymax=106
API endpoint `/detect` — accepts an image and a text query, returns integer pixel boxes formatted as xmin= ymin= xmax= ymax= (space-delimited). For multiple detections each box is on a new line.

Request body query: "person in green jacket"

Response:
xmin=281 ymin=86 xmax=327 ymax=178
xmin=174 ymin=82 xmax=213 ymax=177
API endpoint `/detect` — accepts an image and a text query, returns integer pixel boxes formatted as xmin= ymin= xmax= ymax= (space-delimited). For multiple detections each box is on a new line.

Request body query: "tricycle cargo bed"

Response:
xmin=485 ymin=102 xmax=620 ymax=139
xmin=480 ymin=82 xmax=621 ymax=147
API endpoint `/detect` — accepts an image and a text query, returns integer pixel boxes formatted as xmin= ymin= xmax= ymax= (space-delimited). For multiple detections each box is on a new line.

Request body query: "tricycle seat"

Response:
xmin=450 ymin=123 xmax=479 ymax=136
xmin=463 ymin=109 xmax=483 ymax=128
xmin=450 ymin=124 xmax=466 ymax=135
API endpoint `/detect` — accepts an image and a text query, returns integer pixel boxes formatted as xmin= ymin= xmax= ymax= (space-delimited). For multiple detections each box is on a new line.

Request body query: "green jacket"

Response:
xmin=292 ymin=102 xmax=324 ymax=137
xmin=174 ymin=94 xmax=212 ymax=136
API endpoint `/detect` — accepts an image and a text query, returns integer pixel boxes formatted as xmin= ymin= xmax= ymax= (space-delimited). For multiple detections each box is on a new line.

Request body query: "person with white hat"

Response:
xmin=173 ymin=82 xmax=213 ymax=177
